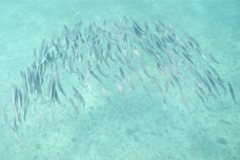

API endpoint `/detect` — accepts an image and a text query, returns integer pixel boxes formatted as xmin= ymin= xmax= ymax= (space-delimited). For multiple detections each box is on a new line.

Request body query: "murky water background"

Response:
xmin=0 ymin=0 xmax=239 ymax=160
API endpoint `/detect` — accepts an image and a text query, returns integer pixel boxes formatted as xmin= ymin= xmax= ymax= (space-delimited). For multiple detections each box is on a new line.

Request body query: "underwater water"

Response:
xmin=0 ymin=0 xmax=239 ymax=160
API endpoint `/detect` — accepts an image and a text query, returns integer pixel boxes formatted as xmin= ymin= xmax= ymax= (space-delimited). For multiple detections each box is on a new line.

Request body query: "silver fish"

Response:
xmin=141 ymin=58 xmax=154 ymax=79
xmin=48 ymin=76 xmax=56 ymax=98
xmin=39 ymin=38 xmax=46 ymax=62
xmin=86 ymin=59 xmax=91 ymax=79
xmin=35 ymin=70 xmax=42 ymax=98
xmin=12 ymin=86 xmax=21 ymax=124
xmin=143 ymin=85 xmax=152 ymax=100
xmin=72 ymin=86 xmax=85 ymax=108
xmin=119 ymin=66 xmax=125 ymax=79
xmin=133 ymin=20 xmax=145 ymax=36
xmin=195 ymin=90 xmax=206 ymax=106
xmin=20 ymin=70 xmax=28 ymax=93
xmin=96 ymin=63 xmax=108 ymax=77
xmin=207 ymin=72 xmax=220 ymax=96
xmin=56 ymin=72 xmax=66 ymax=98
xmin=50 ymin=81 xmax=56 ymax=102
xmin=90 ymin=70 xmax=104 ymax=85
xmin=101 ymin=87 xmax=112 ymax=104
xmin=115 ymin=81 xmax=125 ymax=97
xmin=162 ymin=98 xmax=167 ymax=111
xmin=56 ymin=90 xmax=63 ymax=107
xmin=13 ymin=117 xmax=18 ymax=133
xmin=2 ymin=105 xmax=13 ymax=130
xmin=180 ymin=91 xmax=189 ymax=109
xmin=115 ymin=51 xmax=125 ymax=65
xmin=69 ymin=98 xmax=80 ymax=115
xmin=228 ymin=82 xmax=237 ymax=105
xmin=23 ymin=96 xmax=29 ymax=121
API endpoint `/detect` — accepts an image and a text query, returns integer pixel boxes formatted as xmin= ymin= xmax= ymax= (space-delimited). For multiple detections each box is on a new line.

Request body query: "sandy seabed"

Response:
xmin=0 ymin=0 xmax=239 ymax=160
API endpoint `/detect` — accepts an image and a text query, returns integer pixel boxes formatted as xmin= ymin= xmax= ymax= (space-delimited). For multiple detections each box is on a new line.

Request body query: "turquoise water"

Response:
xmin=0 ymin=0 xmax=239 ymax=160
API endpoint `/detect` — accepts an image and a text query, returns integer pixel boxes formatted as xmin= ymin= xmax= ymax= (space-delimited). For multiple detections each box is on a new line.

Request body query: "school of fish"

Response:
xmin=2 ymin=17 xmax=237 ymax=135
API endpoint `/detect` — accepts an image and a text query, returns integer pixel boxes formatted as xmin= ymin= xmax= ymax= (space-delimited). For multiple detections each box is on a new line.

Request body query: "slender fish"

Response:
xmin=72 ymin=86 xmax=86 ymax=108
xmin=228 ymin=82 xmax=237 ymax=105
xmin=119 ymin=66 xmax=125 ymax=79
xmin=96 ymin=63 xmax=108 ymax=77
xmin=56 ymin=72 xmax=67 ymax=98
xmin=69 ymin=98 xmax=80 ymax=115
xmin=2 ymin=105 xmax=13 ymax=130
